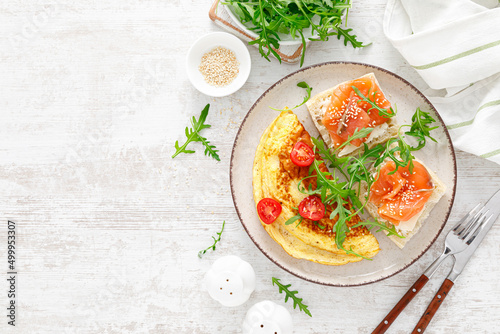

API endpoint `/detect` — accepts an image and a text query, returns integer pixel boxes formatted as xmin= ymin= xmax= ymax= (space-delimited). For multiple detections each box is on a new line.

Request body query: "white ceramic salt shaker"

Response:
xmin=204 ymin=255 xmax=256 ymax=307
xmin=242 ymin=300 xmax=293 ymax=334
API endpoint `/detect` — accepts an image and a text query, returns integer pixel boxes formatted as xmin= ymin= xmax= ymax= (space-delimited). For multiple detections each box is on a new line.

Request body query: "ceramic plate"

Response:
xmin=230 ymin=62 xmax=457 ymax=286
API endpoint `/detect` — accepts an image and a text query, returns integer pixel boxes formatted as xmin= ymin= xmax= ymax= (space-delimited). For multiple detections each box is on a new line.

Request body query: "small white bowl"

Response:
xmin=186 ymin=32 xmax=251 ymax=97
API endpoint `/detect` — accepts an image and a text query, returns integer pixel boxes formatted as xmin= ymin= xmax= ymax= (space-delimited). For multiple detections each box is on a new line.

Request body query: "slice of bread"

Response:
xmin=358 ymin=158 xmax=446 ymax=248
xmin=306 ymin=73 xmax=399 ymax=157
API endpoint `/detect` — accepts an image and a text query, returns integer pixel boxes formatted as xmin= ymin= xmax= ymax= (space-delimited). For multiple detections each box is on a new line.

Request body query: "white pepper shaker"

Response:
xmin=204 ymin=255 xmax=256 ymax=307
xmin=242 ymin=300 xmax=293 ymax=334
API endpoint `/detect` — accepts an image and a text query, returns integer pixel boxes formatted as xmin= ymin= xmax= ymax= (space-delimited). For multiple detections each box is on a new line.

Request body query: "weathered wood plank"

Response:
xmin=0 ymin=0 xmax=499 ymax=333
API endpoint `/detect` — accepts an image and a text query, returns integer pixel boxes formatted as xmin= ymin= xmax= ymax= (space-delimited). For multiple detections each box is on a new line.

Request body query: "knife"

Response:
xmin=411 ymin=189 xmax=500 ymax=334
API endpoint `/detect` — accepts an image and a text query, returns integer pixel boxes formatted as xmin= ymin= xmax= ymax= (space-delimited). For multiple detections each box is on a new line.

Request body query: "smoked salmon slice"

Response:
xmin=369 ymin=161 xmax=434 ymax=225
xmin=322 ymin=76 xmax=393 ymax=148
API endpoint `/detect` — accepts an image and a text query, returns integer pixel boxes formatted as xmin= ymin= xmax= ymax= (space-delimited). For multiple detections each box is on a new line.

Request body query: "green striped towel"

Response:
xmin=384 ymin=0 xmax=500 ymax=163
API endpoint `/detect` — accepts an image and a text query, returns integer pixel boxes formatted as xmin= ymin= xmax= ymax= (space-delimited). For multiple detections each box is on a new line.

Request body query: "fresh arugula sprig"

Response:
xmin=312 ymin=135 xmax=367 ymax=209
xmin=329 ymin=193 xmax=372 ymax=259
xmin=335 ymin=127 xmax=374 ymax=152
xmin=372 ymin=109 xmax=438 ymax=175
xmin=198 ymin=221 xmax=225 ymax=258
xmin=353 ymin=219 xmax=404 ymax=238
xmin=172 ymin=104 xmax=220 ymax=161
xmin=285 ymin=213 xmax=303 ymax=227
xmin=224 ymin=0 xmax=367 ymax=67
xmin=272 ymin=277 xmax=312 ymax=317
xmin=248 ymin=0 xmax=282 ymax=64
xmin=295 ymin=82 xmax=313 ymax=108
xmin=285 ymin=208 xmax=325 ymax=229
xmin=334 ymin=26 xmax=369 ymax=48
xmin=285 ymin=206 xmax=304 ymax=227
xmin=271 ymin=81 xmax=313 ymax=112
xmin=314 ymin=221 xmax=326 ymax=229
xmin=374 ymin=134 xmax=415 ymax=175
xmin=311 ymin=137 xmax=346 ymax=169
xmin=345 ymin=143 xmax=385 ymax=187
xmin=351 ymin=86 xmax=396 ymax=118
xmin=405 ymin=107 xmax=438 ymax=151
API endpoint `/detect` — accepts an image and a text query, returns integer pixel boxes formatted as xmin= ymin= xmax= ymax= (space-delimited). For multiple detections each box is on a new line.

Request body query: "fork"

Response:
xmin=372 ymin=203 xmax=489 ymax=334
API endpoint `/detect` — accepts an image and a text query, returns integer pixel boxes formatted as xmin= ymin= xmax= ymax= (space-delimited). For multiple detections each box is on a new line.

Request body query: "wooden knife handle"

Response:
xmin=412 ymin=278 xmax=455 ymax=334
xmin=372 ymin=274 xmax=430 ymax=334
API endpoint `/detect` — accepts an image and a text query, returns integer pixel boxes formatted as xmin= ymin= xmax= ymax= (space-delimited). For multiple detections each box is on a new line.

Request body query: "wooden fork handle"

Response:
xmin=412 ymin=278 xmax=454 ymax=334
xmin=372 ymin=274 xmax=430 ymax=334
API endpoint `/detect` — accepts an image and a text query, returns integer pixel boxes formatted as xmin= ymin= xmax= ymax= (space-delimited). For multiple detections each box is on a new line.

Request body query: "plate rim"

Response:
xmin=229 ymin=61 xmax=457 ymax=287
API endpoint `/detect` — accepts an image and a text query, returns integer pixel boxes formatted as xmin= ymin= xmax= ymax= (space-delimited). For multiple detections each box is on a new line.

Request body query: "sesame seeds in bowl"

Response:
xmin=199 ymin=46 xmax=240 ymax=87
xmin=186 ymin=32 xmax=251 ymax=97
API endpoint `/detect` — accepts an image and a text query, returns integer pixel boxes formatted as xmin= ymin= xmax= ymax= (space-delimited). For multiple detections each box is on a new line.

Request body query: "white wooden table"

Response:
xmin=1 ymin=1 xmax=499 ymax=333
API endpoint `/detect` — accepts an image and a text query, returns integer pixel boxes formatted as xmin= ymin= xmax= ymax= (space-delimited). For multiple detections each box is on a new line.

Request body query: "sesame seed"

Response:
xmin=199 ymin=46 xmax=240 ymax=87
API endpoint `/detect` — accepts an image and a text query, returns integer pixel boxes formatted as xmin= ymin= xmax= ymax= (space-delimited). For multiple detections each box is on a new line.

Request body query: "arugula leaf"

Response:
xmin=314 ymin=221 xmax=326 ymax=229
xmin=353 ymin=219 xmax=404 ymax=238
xmin=372 ymin=108 xmax=438 ymax=175
xmin=405 ymin=107 xmax=438 ymax=151
xmin=335 ymin=26 xmax=370 ymax=48
xmin=351 ymin=86 xmax=395 ymax=118
xmin=311 ymin=160 xmax=351 ymax=199
xmin=285 ymin=214 xmax=303 ymax=226
xmin=373 ymin=136 xmax=415 ymax=175
xmin=328 ymin=194 xmax=372 ymax=259
xmin=200 ymin=137 xmax=220 ymax=160
xmin=172 ymin=104 xmax=220 ymax=161
xmin=346 ymin=143 xmax=384 ymax=186
xmin=198 ymin=221 xmax=225 ymax=258
xmin=320 ymin=0 xmax=334 ymax=8
xmin=295 ymin=81 xmax=313 ymax=108
xmin=311 ymin=137 xmax=347 ymax=169
xmin=272 ymin=277 xmax=312 ymax=317
xmin=335 ymin=127 xmax=373 ymax=152
xmin=271 ymin=81 xmax=313 ymax=112
xmin=298 ymin=31 xmax=307 ymax=67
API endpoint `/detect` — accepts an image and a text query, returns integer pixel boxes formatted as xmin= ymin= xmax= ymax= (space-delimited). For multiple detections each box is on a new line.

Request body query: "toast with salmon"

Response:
xmin=306 ymin=73 xmax=399 ymax=157
xmin=359 ymin=158 xmax=446 ymax=248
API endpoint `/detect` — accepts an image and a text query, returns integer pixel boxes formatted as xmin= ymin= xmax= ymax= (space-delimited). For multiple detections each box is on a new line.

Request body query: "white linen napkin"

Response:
xmin=384 ymin=0 xmax=500 ymax=164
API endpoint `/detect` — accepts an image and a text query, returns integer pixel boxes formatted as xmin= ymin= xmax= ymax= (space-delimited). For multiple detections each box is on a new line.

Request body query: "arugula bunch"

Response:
xmin=223 ymin=0 xmax=367 ymax=66
xmin=172 ymin=104 xmax=220 ymax=161
xmin=288 ymin=108 xmax=439 ymax=258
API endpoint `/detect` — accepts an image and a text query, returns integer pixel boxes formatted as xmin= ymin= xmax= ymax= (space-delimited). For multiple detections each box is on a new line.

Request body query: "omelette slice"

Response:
xmin=253 ymin=110 xmax=380 ymax=265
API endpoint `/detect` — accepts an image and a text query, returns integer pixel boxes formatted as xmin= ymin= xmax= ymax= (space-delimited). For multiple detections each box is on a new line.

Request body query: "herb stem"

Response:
xmin=198 ymin=221 xmax=226 ymax=258
xmin=171 ymin=133 xmax=198 ymax=159
xmin=272 ymin=277 xmax=312 ymax=317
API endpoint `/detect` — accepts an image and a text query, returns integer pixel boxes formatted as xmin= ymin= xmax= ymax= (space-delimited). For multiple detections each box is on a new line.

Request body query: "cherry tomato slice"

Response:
xmin=298 ymin=195 xmax=325 ymax=221
xmin=257 ymin=198 xmax=282 ymax=225
xmin=290 ymin=141 xmax=314 ymax=167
